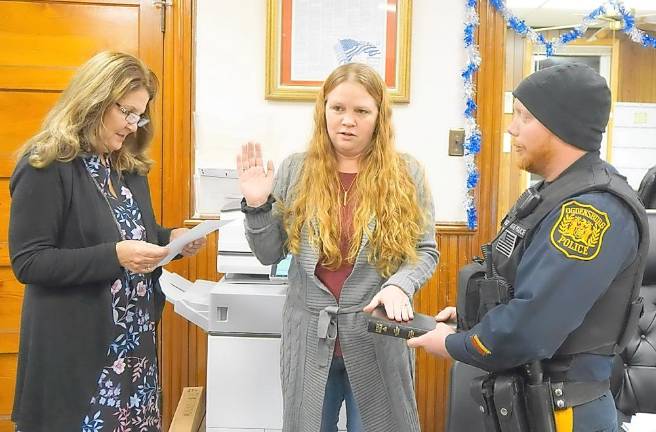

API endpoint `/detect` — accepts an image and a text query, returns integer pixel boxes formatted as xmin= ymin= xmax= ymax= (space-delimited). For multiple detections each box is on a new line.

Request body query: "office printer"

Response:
xmin=162 ymin=212 xmax=288 ymax=329
xmin=161 ymin=211 xmax=288 ymax=431
xmin=162 ymin=206 xmax=346 ymax=431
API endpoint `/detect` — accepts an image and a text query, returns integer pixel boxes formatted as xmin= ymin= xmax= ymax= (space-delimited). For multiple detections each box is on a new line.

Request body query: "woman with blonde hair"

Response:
xmin=9 ymin=51 xmax=205 ymax=432
xmin=236 ymin=62 xmax=438 ymax=432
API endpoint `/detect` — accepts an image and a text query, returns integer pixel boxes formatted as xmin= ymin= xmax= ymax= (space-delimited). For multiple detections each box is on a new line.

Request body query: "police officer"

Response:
xmin=408 ymin=63 xmax=649 ymax=432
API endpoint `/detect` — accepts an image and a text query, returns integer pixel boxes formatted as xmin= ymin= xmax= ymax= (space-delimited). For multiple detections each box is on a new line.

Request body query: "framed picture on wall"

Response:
xmin=265 ymin=0 xmax=412 ymax=103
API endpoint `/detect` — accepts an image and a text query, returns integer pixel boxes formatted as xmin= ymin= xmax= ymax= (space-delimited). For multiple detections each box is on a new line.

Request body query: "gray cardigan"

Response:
xmin=244 ymin=152 xmax=439 ymax=432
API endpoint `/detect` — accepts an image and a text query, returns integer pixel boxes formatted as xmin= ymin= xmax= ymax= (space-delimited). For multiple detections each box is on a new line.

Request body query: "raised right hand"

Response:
xmin=116 ymin=240 xmax=169 ymax=274
xmin=236 ymin=141 xmax=275 ymax=207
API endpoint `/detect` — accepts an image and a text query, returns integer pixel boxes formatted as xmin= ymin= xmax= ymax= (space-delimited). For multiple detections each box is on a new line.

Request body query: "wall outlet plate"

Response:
xmin=449 ymin=129 xmax=465 ymax=156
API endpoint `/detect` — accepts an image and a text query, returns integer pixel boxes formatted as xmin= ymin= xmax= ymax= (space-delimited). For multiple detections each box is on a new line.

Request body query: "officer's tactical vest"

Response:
xmin=491 ymin=154 xmax=649 ymax=356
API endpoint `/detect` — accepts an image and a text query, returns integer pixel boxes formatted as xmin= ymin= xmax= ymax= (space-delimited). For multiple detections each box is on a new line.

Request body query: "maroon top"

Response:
xmin=315 ymin=172 xmax=357 ymax=357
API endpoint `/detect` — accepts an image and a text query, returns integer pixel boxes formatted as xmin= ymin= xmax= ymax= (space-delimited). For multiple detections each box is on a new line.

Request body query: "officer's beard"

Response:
xmin=515 ymin=140 xmax=555 ymax=177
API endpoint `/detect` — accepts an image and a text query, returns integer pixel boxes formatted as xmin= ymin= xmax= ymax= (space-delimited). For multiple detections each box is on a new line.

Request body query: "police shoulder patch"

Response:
xmin=549 ymin=200 xmax=611 ymax=261
xmin=471 ymin=334 xmax=492 ymax=357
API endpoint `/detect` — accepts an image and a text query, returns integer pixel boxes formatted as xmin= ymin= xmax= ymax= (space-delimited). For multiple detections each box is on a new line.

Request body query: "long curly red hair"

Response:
xmin=283 ymin=63 xmax=427 ymax=278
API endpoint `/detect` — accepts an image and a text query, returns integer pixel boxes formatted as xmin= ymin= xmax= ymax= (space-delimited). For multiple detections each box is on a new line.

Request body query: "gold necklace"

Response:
xmin=339 ymin=173 xmax=358 ymax=207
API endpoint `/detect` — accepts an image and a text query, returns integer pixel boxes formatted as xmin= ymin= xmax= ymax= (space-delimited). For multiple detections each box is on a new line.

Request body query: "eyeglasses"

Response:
xmin=115 ymin=103 xmax=150 ymax=128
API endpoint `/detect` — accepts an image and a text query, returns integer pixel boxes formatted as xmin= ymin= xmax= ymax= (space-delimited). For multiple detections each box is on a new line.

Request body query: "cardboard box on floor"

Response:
xmin=169 ymin=386 xmax=205 ymax=432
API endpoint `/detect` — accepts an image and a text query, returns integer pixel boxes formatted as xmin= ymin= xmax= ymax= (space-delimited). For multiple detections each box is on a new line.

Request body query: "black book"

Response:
xmin=366 ymin=306 xmax=440 ymax=340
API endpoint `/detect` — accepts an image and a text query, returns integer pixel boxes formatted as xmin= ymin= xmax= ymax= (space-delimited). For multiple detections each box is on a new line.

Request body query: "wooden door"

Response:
xmin=0 ymin=2 xmax=164 ymax=430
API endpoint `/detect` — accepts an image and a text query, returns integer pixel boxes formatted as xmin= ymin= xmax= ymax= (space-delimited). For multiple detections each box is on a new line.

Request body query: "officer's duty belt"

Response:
xmin=550 ymin=379 xmax=609 ymax=409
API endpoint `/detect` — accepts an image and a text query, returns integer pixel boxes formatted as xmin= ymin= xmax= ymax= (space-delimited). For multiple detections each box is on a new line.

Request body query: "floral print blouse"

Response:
xmin=80 ymin=155 xmax=161 ymax=432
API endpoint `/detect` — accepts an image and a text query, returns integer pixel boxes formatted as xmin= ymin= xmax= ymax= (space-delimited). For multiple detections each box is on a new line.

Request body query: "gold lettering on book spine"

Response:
xmin=374 ymin=322 xmax=389 ymax=334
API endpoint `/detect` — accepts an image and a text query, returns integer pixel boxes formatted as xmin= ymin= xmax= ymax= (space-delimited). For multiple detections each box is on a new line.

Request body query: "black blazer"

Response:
xmin=8 ymin=156 xmax=171 ymax=432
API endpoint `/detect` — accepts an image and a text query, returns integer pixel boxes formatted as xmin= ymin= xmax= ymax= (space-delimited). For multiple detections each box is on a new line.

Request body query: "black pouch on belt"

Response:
xmin=471 ymin=374 xmax=502 ymax=432
xmin=493 ymin=374 xmax=530 ymax=432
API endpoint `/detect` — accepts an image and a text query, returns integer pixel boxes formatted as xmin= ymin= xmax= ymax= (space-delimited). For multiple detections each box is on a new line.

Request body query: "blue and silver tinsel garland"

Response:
xmin=463 ymin=0 xmax=481 ymax=229
xmin=490 ymin=0 xmax=656 ymax=52
xmin=461 ymin=0 xmax=655 ymax=229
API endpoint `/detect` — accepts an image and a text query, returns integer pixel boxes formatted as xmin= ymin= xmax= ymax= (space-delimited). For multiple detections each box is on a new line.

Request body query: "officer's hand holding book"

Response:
xmin=435 ymin=306 xmax=457 ymax=324
xmin=406 ymin=306 xmax=456 ymax=358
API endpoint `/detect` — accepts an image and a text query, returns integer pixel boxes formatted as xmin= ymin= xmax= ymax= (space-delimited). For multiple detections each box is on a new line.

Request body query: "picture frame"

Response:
xmin=265 ymin=0 xmax=412 ymax=103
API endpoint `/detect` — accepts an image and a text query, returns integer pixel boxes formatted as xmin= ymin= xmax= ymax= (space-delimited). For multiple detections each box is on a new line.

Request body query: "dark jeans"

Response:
xmin=320 ymin=356 xmax=364 ymax=432
xmin=573 ymin=390 xmax=619 ymax=432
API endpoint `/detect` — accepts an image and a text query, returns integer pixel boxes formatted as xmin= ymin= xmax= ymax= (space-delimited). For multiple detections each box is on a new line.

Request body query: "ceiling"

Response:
xmin=506 ymin=0 xmax=656 ymax=28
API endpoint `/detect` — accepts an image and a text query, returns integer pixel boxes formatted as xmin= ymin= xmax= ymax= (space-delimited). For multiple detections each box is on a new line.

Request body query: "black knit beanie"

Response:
xmin=512 ymin=63 xmax=611 ymax=151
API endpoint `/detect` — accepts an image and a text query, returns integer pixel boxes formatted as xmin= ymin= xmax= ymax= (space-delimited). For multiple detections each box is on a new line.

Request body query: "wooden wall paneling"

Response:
xmin=617 ymin=35 xmax=635 ymax=102
xmin=474 ymin=0 xmax=506 ymax=251
xmin=607 ymin=35 xmax=621 ymax=163
xmin=497 ymin=30 xmax=538 ymax=224
xmin=414 ymin=225 xmax=475 ymax=432
xmin=0 ymin=269 xmax=21 ymax=426
xmin=0 ymin=269 xmax=21 ymax=348
xmin=414 ymin=248 xmax=439 ymax=430
xmin=0 ymin=2 xmax=141 ymax=92
xmin=618 ymin=32 xmax=656 ymax=103
xmin=0 ymin=182 xmax=9 ymax=251
xmin=497 ymin=32 xmax=532 ymax=227
xmin=0 ymin=92 xmax=60 ymax=177
xmin=159 ymin=0 xmax=196 ymax=427
xmin=182 ymin=225 xmax=218 ymax=387
xmin=158 ymin=225 xmax=215 ymax=430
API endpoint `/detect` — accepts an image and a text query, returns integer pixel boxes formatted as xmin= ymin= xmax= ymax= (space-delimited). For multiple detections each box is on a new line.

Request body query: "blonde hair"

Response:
xmin=17 ymin=51 xmax=158 ymax=174
xmin=283 ymin=63 xmax=428 ymax=277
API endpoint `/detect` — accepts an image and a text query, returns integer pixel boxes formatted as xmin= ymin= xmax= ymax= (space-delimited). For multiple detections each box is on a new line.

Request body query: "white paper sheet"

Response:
xmin=158 ymin=269 xmax=190 ymax=303
xmin=157 ymin=219 xmax=238 ymax=267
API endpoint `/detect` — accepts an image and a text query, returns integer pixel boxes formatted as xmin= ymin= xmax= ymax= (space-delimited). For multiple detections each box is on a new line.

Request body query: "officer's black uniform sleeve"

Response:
xmin=445 ymin=192 xmax=639 ymax=371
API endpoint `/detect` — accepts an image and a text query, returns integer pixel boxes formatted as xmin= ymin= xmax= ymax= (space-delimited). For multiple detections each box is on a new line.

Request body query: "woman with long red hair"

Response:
xmin=236 ymin=62 xmax=438 ymax=432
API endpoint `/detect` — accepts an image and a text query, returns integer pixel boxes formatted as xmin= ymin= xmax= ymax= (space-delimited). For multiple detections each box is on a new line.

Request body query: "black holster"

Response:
xmin=524 ymin=381 xmax=557 ymax=432
xmin=495 ymin=373 xmax=529 ymax=432
xmin=472 ymin=370 xmax=556 ymax=432
xmin=471 ymin=374 xmax=501 ymax=432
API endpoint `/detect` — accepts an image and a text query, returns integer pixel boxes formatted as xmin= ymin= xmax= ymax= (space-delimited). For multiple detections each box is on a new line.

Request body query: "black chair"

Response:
xmin=445 ymin=361 xmax=487 ymax=432
xmin=638 ymin=166 xmax=656 ymax=209
xmin=611 ymin=209 xmax=656 ymax=419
